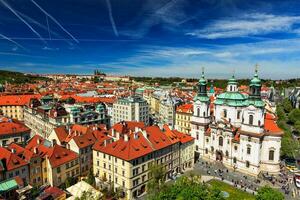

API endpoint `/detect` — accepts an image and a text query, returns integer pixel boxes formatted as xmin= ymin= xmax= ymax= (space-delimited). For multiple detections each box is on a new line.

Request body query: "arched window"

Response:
xmin=219 ymin=137 xmax=223 ymax=146
xmin=230 ymin=85 xmax=232 ymax=91
xmin=247 ymin=146 xmax=251 ymax=155
xmin=225 ymin=151 xmax=229 ymax=157
xmin=211 ymin=146 xmax=214 ymax=152
xmin=197 ymin=108 xmax=200 ymax=117
xmin=246 ymin=161 xmax=250 ymax=168
xmin=249 ymin=115 xmax=253 ymax=125
xmin=223 ymin=109 xmax=227 ymax=118
xmin=258 ymin=120 xmax=261 ymax=127
xmin=269 ymin=149 xmax=275 ymax=161
xmin=203 ymin=112 xmax=206 ymax=117
xmin=205 ymin=148 xmax=208 ymax=154
xmin=233 ymin=157 xmax=237 ymax=164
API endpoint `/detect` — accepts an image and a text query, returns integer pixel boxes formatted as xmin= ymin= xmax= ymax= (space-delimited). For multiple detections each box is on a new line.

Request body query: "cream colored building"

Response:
xmin=93 ymin=122 xmax=194 ymax=199
xmin=25 ymin=135 xmax=80 ymax=187
xmin=175 ymin=104 xmax=193 ymax=134
xmin=0 ymin=95 xmax=40 ymax=121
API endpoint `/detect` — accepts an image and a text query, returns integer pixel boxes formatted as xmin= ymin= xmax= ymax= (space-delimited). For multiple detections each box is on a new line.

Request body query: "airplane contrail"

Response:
xmin=0 ymin=33 xmax=28 ymax=51
xmin=0 ymin=37 xmax=135 ymax=42
xmin=0 ymin=0 xmax=46 ymax=44
xmin=106 ymin=0 xmax=119 ymax=37
xmin=17 ymin=11 xmax=74 ymax=46
xmin=30 ymin=0 xmax=79 ymax=43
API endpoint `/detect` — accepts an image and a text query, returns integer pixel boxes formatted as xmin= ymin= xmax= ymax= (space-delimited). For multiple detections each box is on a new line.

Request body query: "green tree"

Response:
xmin=276 ymin=106 xmax=286 ymax=121
xmin=75 ymin=189 xmax=101 ymax=200
xmin=148 ymin=175 xmax=224 ymax=200
xmin=256 ymin=186 xmax=284 ymax=200
xmin=294 ymin=121 xmax=300 ymax=134
xmin=282 ymin=98 xmax=293 ymax=113
xmin=147 ymin=163 xmax=166 ymax=197
xmin=29 ymin=185 xmax=40 ymax=199
xmin=288 ymin=109 xmax=300 ymax=124
xmin=85 ymin=169 xmax=96 ymax=186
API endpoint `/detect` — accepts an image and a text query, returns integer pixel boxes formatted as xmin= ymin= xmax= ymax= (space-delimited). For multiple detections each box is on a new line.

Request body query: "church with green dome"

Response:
xmin=191 ymin=68 xmax=283 ymax=176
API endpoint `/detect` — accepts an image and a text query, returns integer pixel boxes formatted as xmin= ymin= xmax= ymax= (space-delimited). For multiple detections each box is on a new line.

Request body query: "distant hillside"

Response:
xmin=0 ymin=70 xmax=50 ymax=84
xmin=131 ymin=76 xmax=300 ymax=89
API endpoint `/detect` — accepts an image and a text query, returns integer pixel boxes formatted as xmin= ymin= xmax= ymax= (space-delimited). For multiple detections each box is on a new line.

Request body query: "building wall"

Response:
xmin=175 ymin=112 xmax=192 ymax=134
xmin=113 ymin=98 xmax=149 ymax=125
xmin=93 ymin=140 xmax=193 ymax=199
xmin=48 ymin=158 xmax=80 ymax=187
xmin=0 ymin=131 xmax=30 ymax=147
xmin=29 ymin=156 xmax=43 ymax=186
xmin=5 ymin=165 xmax=29 ymax=184
xmin=0 ymin=105 xmax=24 ymax=121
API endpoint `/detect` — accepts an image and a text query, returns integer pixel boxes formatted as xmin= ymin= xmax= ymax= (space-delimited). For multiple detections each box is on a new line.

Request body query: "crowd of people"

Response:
xmin=197 ymin=160 xmax=297 ymax=198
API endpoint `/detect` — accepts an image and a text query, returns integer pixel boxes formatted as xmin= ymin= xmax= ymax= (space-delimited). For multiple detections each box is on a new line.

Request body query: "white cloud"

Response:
xmin=187 ymin=13 xmax=300 ymax=39
xmin=42 ymin=46 xmax=59 ymax=51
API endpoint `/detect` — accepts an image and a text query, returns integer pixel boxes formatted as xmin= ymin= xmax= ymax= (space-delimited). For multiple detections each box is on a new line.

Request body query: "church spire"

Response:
xmin=198 ymin=67 xmax=207 ymax=96
xmin=249 ymin=64 xmax=262 ymax=98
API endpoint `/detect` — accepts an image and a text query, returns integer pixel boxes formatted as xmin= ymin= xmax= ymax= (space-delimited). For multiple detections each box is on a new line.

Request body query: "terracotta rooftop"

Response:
xmin=0 ymin=118 xmax=30 ymax=136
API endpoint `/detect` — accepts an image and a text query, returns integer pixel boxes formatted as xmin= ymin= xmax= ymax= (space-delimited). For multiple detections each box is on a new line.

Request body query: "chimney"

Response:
xmin=134 ymin=132 xmax=138 ymax=140
xmin=33 ymin=147 xmax=38 ymax=154
xmin=134 ymin=126 xmax=139 ymax=133
xmin=124 ymin=134 xmax=129 ymax=142
xmin=37 ymin=138 xmax=41 ymax=144
xmin=116 ymin=132 xmax=120 ymax=140
xmin=142 ymin=130 xmax=147 ymax=139
xmin=11 ymin=148 xmax=16 ymax=154
xmin=68 ymin=128 xmax=72 ymax=135
xmin=112 ymin=129 xmax=115 ymax=137
xmin=103 ymin=140 xmax=107 ymax=146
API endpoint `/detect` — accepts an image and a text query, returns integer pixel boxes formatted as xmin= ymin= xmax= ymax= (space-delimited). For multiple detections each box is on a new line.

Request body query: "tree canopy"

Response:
xmin=148 ymin=175 xmax=224 ymax=200
xmin=255 ymin=186 xmax=284 ymax=200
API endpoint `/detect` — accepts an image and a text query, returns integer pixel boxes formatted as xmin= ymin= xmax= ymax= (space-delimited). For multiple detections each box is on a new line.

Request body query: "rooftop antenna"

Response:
xmin=255 ymin=63 xmax=259 ymax=74
xmin=232 ymin=68 xmax=235 ymax=78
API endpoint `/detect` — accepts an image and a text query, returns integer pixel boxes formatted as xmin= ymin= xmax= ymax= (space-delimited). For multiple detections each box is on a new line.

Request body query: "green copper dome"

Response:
xmin=228 ymin=75 xmax=237 ymax=84
xmin=250 ymin=70 xmax=261 ymax=87
xmin=215 ymin=92 xmax=247 ymax=107
xmin=199 ymin=72 xmax=207 ymax=86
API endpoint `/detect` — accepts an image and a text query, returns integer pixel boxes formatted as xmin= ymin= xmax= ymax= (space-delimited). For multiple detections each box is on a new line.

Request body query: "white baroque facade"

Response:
xmin=191 ymin=70 xmax=283 ymax=176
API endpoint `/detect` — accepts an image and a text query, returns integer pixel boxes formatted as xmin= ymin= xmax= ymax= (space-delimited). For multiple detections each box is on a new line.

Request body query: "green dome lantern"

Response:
xmin=198 ymin=70 xmax=207 ymax=86
xmin=249 ymin=65 xmax=262 ymax=99
xmin=194 ymin=67 xmax=210 ymax=102
xmin=250 ymin=68 xmax=261 ymax=87
xmin=228 ymin=74 xmax=237 ymax=85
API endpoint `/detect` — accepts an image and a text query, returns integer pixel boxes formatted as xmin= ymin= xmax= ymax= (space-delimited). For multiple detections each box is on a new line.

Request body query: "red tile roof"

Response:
xmin=264 ymin=113 xmax=283 ymax=136
xmin=25 ymin=135 xmax=78 ymax=168
xmin=53 ymin=126 xmax=69 ymax=143
xmin=176 ymin=104 xmax=193 ymax=114
xmin=110 ymin=121 xmax=145 ymax=136
xmin=44 ymin=145 xmax=79 ymax=168
xmin=38 ymin=186 xmax=65 ymax=200
xmin=93 ymin=132 xmax=153 ymax=161
xmin=0 ymin=118 xmax=30 ymax=136
xmin=0 ymin=95 xmax=41 ymax=106
xmin=0 ymin=147 xmax=28 ymax=171
xmin=144 ymin=126 xmax=173 ymax=151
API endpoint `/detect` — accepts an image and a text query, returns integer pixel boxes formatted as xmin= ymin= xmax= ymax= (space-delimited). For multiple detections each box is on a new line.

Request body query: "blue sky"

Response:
xmin=0 ymin=0 xmax=300 ymax=79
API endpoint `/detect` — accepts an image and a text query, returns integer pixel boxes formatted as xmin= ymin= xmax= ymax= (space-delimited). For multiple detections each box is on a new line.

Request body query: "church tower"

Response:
xmin=191 ymin=68 xmax=210 ymax=156
xmin=241 ymin=66 xmax=265 ymax=134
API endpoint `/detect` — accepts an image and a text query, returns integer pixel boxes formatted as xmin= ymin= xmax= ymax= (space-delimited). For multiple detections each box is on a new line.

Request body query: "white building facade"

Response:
xmin=112 ymin=96 xmax=149 ymax=125
xmin=191 ymin=70 xmax=283 ymax=176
